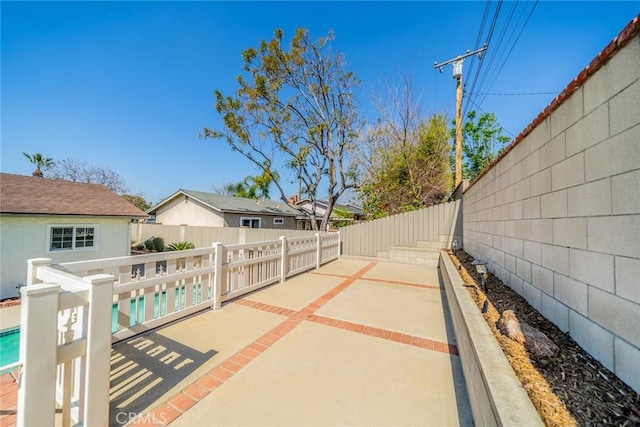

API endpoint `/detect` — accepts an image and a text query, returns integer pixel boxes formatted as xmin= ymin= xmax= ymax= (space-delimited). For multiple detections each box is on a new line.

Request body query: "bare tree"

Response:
xmin=45 ymin=158 xmax=128 ymax=193
xmin=211 ymin=183 xmax=235 ymax=196
xmin=355 ymin=75 xmax=451 ymax=218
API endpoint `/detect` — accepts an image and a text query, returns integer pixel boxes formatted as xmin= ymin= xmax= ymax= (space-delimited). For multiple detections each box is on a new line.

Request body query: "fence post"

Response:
xmin=17 ymin=283 xmax=60 ymax=427
xmin=337 ymin=230 xmax=341 ymax=259
xmin=280 ymin=236 xmax=288 ymax=283
xmin=213 ymin=242 xmax=223 ymax=310
xmin=316 ymin=233 xmax=321 ymax=269
xmin=26 ymin=257 xmax=52 ymax=285
xmin=82 ymin=273 xmax=114 ymax=426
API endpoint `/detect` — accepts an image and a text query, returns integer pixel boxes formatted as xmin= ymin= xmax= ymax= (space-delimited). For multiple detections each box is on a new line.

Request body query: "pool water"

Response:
xmin=0 ymin=327 xmax=20 ymax=370
xmin=0 ymin=288 xmax=205 ymax=370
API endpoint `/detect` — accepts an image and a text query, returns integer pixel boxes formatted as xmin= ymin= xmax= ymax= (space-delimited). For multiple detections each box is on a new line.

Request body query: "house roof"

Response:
xmin=296 ymin=198 xmax=364 ymax=216
xmin=152 ymin=189 xmax=304 ymax=217
xmin=0 ymin=173 xmax=148 ymax=217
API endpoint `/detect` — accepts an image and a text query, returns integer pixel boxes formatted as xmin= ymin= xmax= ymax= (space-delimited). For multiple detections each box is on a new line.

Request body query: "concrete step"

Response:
xmin=388 ymin=246 xmax=440 ymax=266
xmin=376 ymin=251 xmax=390 ymax=260
xmin=416 ymin=240 xmax=448 ymax=250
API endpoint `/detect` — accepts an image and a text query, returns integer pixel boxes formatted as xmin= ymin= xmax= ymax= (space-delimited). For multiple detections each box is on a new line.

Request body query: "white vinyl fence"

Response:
xmin=17 ymin=233 xmax=339 ymax=426
xmin=131 ymin=223 xmax=322 ymax=247
xmin=339 ymin=200 xmax=461 ymax=257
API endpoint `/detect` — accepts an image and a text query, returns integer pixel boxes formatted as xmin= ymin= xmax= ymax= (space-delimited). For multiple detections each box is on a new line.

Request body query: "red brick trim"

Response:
xmin=0 ymin=373 xmax=18 ymax=427
xmin=306 ymin=314 xmax=458 ymax=356
xmin=465 ymin=14 xmax=640 ymax=193
xmin=310 ymin=271 xmax=443 ymax=290
xmin=130 ymin=262 xmax=377 ymax=426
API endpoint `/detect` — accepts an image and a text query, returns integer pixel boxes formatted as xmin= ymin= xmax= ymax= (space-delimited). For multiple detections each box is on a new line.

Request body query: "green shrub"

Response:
xmin=152 ymin=237 xmax=165 ymax=252
xmin=167 ymin=241 xmax=195 ymax=251
xmin=144 ymin=238 xmax=155 ymax=251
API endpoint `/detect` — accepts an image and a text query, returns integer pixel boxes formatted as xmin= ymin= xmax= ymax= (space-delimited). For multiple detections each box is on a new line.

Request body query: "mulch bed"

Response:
xmin=449 ymin=250 xmax=639 ymax=427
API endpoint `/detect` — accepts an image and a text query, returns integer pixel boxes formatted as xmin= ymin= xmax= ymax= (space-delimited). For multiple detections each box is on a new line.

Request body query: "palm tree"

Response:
xmin=251 ymin=169 xmax=279 ymax=200
xmin=224 ymin=170 xmax=280 ymax=200
xmin=23 ymin=153 xmax=54 ymax=177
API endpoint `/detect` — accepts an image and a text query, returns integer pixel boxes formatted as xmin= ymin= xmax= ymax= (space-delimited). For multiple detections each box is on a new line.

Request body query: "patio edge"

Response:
xmin=439 ymin=251 xmax=543 ymax=427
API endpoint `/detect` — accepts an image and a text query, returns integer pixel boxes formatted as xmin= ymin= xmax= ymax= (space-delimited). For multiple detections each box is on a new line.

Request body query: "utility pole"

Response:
xmin=434 ymin=44 xmax=487 ymax=187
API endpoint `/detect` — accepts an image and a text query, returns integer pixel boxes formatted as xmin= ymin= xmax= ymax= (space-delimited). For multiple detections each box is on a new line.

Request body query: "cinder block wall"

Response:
xmin=462 ymin=20 xmax=640 ymax=392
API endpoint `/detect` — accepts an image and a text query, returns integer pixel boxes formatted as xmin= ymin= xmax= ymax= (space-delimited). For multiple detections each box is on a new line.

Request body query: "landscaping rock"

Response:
xmin=521 ymin=322 xmax=559 ymax=359
xmin=497 ymin=309 xmax=559 ymax=358
xmin=497 ymin=309 xmax=525 ymax=344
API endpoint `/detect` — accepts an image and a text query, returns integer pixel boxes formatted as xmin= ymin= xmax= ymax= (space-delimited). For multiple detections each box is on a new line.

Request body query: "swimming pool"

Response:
xmin=0 ymin=327 xmax=20 ymax=371
xmin=0 ymin=288 xmax=204 ymax=371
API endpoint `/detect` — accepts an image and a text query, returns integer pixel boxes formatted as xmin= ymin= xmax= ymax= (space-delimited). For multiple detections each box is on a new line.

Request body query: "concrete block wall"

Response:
xmin=462 ymin=20 xmax=640 ymax=392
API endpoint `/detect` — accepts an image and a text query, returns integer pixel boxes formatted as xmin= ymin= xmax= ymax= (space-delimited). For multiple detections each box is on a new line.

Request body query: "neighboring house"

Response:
xmin=0 ymin=173 xmax=147 ymax=299
xmin=294 ymin=197 xmax=365 ymax=229
xmin=148 ymin=189 xmax=305 ymax=229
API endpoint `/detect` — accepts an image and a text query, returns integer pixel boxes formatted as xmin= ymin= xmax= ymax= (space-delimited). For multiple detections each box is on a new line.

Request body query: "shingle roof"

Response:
xmin=296 ymin=198 xmax=363 ymax=216
xmin=0 ymin=173 xmax=148 ymax=217
xmin=155 ymin=189 xmax=303 ymax=216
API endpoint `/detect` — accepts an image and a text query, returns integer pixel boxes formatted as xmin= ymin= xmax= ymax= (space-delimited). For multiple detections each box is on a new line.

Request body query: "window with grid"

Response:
xmin=49 ymin=225 xmax=96 ymax=251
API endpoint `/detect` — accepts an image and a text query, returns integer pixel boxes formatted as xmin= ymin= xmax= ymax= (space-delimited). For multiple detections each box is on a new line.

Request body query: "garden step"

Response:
xmin=416 ymin=240 xmax=448 ymax=250
xmin=388 ymin=246 xmax=440 ymax=266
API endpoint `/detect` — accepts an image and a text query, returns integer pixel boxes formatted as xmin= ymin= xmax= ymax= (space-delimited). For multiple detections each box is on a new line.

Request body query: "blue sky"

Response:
xmin=2 ymin=1 xmax=638 ymax=204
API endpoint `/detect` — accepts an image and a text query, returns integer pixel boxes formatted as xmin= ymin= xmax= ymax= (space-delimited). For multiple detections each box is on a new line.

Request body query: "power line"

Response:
xmin=469 ymin=91 xmax=558 ymax=96
xmin=465 ymin=1 xmax=502 ymax=113
xmin=463 ymin=93 xmax=517 ymax=139
xmin=464 ymin=0 xmax=492 ymax=92
xmin=478 ymin=1 xmax=539 ymax=108
xmin=464 ymin=1 xmax=539 ymax=120
xmin=473 ymin=1 xmax=525 ymax=109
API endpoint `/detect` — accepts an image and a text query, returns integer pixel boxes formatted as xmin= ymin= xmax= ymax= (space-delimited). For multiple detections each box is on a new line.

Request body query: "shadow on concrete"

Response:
xmin=109 ymin=331 xmax=216 ymax=426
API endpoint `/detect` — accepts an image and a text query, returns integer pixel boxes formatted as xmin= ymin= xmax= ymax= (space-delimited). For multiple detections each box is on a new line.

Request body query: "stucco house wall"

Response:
xmin=0 ymin=173 xmax=147 ymax=300
xmin=151 ymin=190 xmax=301 ymax=229
xmin=296 ymin=200 xmax=328 ymax=216
xmin=0 ymin=215 xmax=132 ymax=299
xmin=155 ymin=194 xmax=225 ymax=227
xmin=223 ymin=212 xmax=297 ymax=229
xmin=462 ymin=20 xmax=640 ymax=391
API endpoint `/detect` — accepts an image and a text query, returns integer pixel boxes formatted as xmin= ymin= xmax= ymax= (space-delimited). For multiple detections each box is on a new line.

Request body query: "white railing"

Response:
xmin=59 ymin=245 xmax=221 ymax=343
xmin=18 ymin=259 xmax=113 ymax=426
xmin=223 ymin=239 xmax=282 ymax=301
xmin=16 ymin=233 xmax=339 ymax=425
xmin=287 ymin=235 xmax=321 ymax=277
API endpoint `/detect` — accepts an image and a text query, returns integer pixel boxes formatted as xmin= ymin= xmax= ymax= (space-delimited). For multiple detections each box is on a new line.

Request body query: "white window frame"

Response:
xmin=273 ymin=217 xmax=284 ymax=225
xmin=240 ymin=217 xmax=261 ymax=228
xmin=47 ymin=224 xmax=98 ymax=253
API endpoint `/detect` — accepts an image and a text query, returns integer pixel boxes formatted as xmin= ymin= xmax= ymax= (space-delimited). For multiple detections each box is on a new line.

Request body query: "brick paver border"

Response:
xmin=310 ymin=271 xmax=444 ymax=290
xmin=2 ymin=261 xmax=455 ymax=427
xmin=0 ymin=372 xmax=18 ymax=427
xmin=132 ymin=261 xmax=459 ymax=426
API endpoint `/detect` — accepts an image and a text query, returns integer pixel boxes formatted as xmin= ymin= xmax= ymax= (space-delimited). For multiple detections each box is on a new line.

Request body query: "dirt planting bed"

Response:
xmin=449 ymin=250 xmax=639 ymax=427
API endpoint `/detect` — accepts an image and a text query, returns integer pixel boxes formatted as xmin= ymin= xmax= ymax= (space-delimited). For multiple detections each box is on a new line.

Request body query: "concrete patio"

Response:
xmin=1 ymin=257 xmax=474 ymax=426
xmin=118 ymin=257 xmax=471 ymax=426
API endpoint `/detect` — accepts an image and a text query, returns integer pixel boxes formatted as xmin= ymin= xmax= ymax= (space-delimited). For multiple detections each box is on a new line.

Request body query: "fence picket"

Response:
xmin=18 ymin=232 xmax=339 ymax=425
xmin=339 ymin=201 xmax=460 ymax=256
